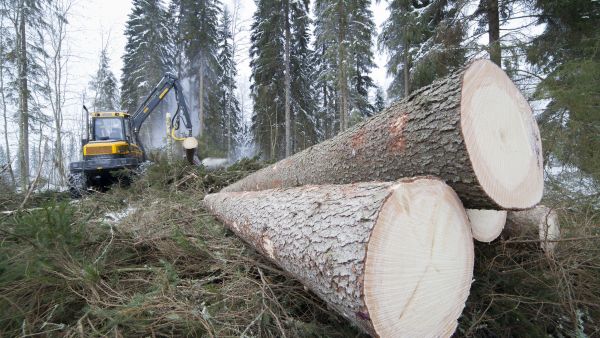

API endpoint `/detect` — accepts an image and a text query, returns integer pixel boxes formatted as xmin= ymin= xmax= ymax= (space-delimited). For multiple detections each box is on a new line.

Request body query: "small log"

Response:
xmin=466 ymin=209 xmax=507 ymax=242
xmin=204 ymin=178 xmax=474 ymax=337
xmin=505 ymin=205 xmax=560 ymax=253
xmin=223 ymin=59 xmax=543 ymax=210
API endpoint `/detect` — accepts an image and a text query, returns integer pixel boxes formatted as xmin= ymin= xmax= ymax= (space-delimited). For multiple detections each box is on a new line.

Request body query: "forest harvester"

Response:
xmin=67 ymin=73 xmax=198 ymax=197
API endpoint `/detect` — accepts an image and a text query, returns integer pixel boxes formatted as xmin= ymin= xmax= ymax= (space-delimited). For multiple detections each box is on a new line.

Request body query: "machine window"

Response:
xmin=94 ymin=118 xmax=125 ymax=140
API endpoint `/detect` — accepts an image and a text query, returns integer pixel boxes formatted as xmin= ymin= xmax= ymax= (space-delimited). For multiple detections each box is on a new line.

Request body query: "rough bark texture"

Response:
xmin=204 ymin=178 xmax=473 ymax=336
xmin=206 ymin=182 xmax=391 ymax=334
xmin=284 ymin=0 xmax=291 ymax=157
xmin=486 ymin=0 xmax=501 ymax=67
xmin=17 ymin=8 xmax=29 ymax=191
xmin=223 ymin=60 xmax=537 ymax=209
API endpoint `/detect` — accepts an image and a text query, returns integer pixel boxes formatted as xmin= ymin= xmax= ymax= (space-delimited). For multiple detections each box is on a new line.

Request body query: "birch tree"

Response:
xmin=39 ymin=0 xmax=71 ymax=186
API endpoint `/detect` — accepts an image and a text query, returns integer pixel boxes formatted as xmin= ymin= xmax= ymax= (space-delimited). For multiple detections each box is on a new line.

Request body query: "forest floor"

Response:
xmin=0 ymin=158 xmax=599 ymax=337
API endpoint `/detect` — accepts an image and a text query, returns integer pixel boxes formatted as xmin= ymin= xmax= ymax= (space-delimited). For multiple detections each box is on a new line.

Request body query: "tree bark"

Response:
xmin=467 ymin=209 xmax=507 ymax=242
xmin=487 ymin=0 xmax=501 ymax=67
xmin=403 ymin=38 xmax=410 ymax=97
xmin=17 ymin=4 xmax=29 ymax=191
xmin=198 ymin=62 xmax=205 ymax=137
xmin=337 ymin=0 xmax=348 ymax=132
xmin=205 ymin=177 xmax=474 ymax=337
xmin=505 ymin=205 xmax=560 ymax=253
xmin=0 ymin=30 xmax=15 ymax=186
xmin=223 ymin=60 xmax=543 ymax=210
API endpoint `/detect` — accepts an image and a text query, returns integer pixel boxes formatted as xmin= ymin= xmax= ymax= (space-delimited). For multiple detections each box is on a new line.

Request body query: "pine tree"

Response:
xmin=379 ymin=0 xmax=465 ymax=100
xmin=250 ymin=0 xmax=316 ymax=160
xmin=90 ymin=49 xmax=119 ymax=111
xmin=528 ymin=0 xmax=600 ymax=181
xmin=313 ymin=0 xmax=376 ymax=134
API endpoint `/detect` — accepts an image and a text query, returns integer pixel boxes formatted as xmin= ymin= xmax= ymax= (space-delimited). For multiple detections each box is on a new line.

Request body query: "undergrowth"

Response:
xmin=1 ymin=157 xmax=599 ymax=337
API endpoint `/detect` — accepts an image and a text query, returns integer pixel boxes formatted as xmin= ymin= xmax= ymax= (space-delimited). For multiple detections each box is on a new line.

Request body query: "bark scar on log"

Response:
xmin=387 ymin=113 xmax=408 ymax=153
xmin=350 ymin=130 xmax=366 ymax=151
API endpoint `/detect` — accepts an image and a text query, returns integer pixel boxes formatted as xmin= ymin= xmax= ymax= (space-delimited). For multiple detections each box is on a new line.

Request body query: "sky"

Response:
xmin=65 ymin=0 xmax=391 ymax=123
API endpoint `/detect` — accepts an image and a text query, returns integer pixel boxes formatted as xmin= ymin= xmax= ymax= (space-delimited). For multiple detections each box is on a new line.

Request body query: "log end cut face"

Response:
xmin=460 ymin=59 xmax=544 ymax=209
xmin=363 ymin=179 xmax=474 ymax=338
xmin=467 ymin=209 xmax=507 ymax=243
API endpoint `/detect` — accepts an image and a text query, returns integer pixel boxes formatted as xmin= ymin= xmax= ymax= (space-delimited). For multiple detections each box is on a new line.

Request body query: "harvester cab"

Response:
xmin=68 ymin=73 xmax=198 ymax=197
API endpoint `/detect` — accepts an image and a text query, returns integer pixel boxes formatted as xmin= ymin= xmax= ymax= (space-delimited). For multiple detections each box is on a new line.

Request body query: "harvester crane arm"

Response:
xmin=130 ymin=73 xmax=193 ymax=138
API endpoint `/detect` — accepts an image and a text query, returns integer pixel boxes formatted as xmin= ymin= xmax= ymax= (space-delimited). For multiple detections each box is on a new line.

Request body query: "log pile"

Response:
xmin=203 ymin=60 xmax=554 ymax=337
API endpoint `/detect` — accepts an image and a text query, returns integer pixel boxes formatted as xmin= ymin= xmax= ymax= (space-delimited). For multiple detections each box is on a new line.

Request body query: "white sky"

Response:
xmin=64 ymin=0 xmax=390 ymax=122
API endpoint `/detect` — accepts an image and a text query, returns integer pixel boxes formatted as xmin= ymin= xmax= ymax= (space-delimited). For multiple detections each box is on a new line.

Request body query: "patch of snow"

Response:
xmin=104 ymin=206 xmax=137 ymax=224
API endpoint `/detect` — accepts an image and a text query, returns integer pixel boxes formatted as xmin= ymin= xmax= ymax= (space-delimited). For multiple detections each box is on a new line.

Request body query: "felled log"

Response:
xmin=204 ymin=178 xmax=474 ymax=337
xmin=466 ymin=209 xmax=507 ymax=242
xmin=505 ymin=205 xmax=560 ymax=253
xmin=224 ymin=60 xmax=543 ymax=210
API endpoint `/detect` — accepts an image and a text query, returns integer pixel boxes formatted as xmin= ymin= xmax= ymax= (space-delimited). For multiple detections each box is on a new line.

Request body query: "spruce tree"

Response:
xmin=528 ymin=0 xmax=600 ymax=181
xmin=90 ymin=49 xmax=119 ymax=111
xmin=373 ymin=86 xmax=386 ymax=113
xmin=177 ymin=0 xmax=221 ymax=139
xmin=121 ymin=0 xmax=172 ymax=113
xmin=121 ymin=0 xmax=172 ymax=148
xmin=289 ymin=0 xmax=317 ymax=152
xmin=250 ymin=0 xmax=316 ymax=160
xmin=214 ymin=7 xmax=241 ymax=157
xmin=313 ymin=1 xmax=338 ymax=140
xmin=348 ymin=0 xmax=376 ymax=119
xmin=313 ymin=0 xmax=376 ymax=133
xmin=379 ymin=0 xmax=465 ymax=100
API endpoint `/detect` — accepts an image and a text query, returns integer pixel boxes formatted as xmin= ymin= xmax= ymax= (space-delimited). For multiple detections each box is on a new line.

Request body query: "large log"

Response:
xmin=204 ymin=178 xmax=474 ymax=337
xmin=224 ymin=60 xmax=543 ymax=209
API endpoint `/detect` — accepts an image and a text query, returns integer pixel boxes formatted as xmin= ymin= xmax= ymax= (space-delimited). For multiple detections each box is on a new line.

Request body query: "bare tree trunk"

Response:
xmin=224 ymin=60 xmax=544 ymax=210
xmin=284 ymin=0 xmax=292 ymax=157
xmin=0 ymin=28 xmax=15 ymax=186
xmin=42 ymin=0 xmax=71 ymax=187
xmin=205 ymin=178 xmax=474 ymax=337
xmin=337 ymin=1 xmax=348 ymax=132
xmin=198 ymin=62 xmax=205 ymax=137
xmin=403 ymin=37 xmax=410 ymax=97
xmin=17 ymin=3 xmax=29 ymax=191
xmin=487 ymin=0 xmax=501 ymax=67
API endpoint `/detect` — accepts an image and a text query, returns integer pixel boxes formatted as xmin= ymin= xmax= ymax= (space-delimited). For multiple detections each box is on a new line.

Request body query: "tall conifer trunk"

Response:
xmin=284 ymin=0 xmax=291 ymax=157
xmin=198 ymin=62 xmax=204 ymax=137
xmin=17 ymin=3 xmax=29 ymax=191
xmin=487 ymin=0 xmax=501 ymax=67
